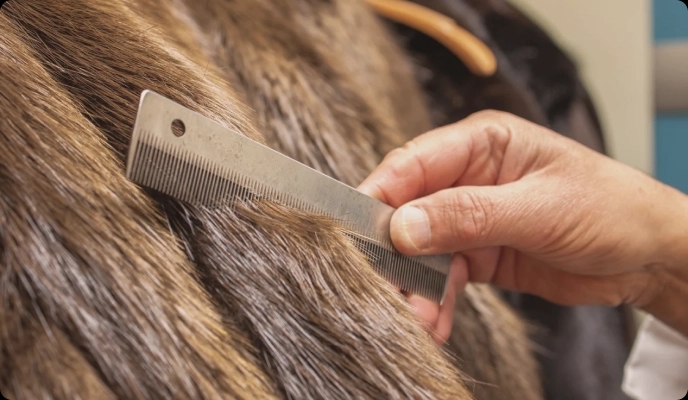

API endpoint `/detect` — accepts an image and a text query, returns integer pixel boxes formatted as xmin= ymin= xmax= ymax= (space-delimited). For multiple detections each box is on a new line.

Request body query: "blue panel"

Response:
xmin=654 ymin=0 xmax=688 ymax=41
xmin=655 ymin=114 xmax=688 ymax=193
xmin=654 ymin=2 xmax=688 ymax=192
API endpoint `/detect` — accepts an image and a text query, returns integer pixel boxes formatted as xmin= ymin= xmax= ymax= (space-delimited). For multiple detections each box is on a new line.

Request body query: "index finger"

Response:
xmin=357 ymin=112 xmax=504 ymax=207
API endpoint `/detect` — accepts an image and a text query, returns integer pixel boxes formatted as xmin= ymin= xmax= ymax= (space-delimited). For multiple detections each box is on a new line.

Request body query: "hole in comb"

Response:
xmin=171 ymin=119 xmax=186 ymax=137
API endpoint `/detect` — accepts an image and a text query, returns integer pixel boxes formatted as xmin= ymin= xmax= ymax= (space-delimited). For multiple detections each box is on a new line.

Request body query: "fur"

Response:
xmin=0 ymin=0 xmax=632 ymax=399
xmin=0 ymin=0 xmax=541 ymax=399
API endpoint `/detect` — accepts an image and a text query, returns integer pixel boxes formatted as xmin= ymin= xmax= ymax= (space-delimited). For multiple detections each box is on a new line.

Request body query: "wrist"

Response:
xmin=655 ymin=184 xmax=688 ymax=275
xmin=638 ymin=266 xmax=688 ymax=337
xmin=638 ymin=184 xmax=688 ymax=336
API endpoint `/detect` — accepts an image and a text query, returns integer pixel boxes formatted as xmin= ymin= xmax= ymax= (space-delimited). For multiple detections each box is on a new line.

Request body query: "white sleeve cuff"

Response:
xmin=622 ymin=315 xmax=688 ymax=400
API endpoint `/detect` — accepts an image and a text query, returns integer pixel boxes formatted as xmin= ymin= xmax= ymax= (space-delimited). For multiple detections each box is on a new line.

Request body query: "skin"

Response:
xmin=358 ymin=110 xmax=688 ymax=344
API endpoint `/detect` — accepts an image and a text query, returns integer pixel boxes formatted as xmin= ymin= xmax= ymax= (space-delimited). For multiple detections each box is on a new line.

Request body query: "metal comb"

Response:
xmin=125 ymin=90 xmax=451 ymax=304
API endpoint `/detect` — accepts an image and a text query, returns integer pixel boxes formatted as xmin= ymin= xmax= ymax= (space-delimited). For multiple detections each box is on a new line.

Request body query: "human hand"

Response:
xmin=358 ymin=110 xmax=688 ymax=343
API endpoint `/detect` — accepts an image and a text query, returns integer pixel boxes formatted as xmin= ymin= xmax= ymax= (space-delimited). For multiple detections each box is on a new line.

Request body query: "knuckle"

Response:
xmin=401 ymin=138 xmax=420 ymax=151
xmin=466 ymin=110 xmax=514 ymax=147
xmin=382 ymin=147 xmax=406 ymax=164
xmin=382 ymin=141 xmax=417 ymax=171
xmin=446 ymin=190 xmax=493 ymax=242
xmin=380 ymin=148 xmax=410 ymax=179
xmin=471 ymin=109 xmax=506 ymax=121
xmin=469 ymin=109 xmax=517 ymax=129
xmin=381 ymin=140 xmax=427 ymax=196
xmin=384 ymin=138 xmax=420 ymax=161
xmin=483 ymin=121 xmax=512 ymax=144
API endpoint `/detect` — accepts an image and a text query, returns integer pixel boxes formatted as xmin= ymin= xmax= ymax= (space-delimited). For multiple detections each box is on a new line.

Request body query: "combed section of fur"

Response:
xmin=166 ymin=200 xmax=472 ymax=399
xmin=0 ymin=15 xmax=276 ymax=400
xmin=446 ymin=285 xmax=543 ymax=400
xmin=4 ymin=1 xmax=474 ymax=399
xmin=152 ymin=3 xmax=545 ymax=399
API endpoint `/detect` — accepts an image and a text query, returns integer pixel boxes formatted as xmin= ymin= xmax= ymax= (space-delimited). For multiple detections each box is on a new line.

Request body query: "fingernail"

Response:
xmin=395 ymin=206 xmax=430 ymax=250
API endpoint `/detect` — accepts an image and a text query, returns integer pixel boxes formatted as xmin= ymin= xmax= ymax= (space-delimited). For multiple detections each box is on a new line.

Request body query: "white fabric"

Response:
xmin=622 ymin=315 xmax=688 ymax=400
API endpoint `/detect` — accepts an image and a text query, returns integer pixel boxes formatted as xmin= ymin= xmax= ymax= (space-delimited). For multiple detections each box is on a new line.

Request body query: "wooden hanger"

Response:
xmin=367 ymin=0 xmax=497 ymax=77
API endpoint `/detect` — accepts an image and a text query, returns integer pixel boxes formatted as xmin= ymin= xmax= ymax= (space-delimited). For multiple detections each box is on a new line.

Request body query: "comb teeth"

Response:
xmin=128 ymin=131 xmax=445 ymax=303
xmin=125 ymin=91 xmax=451 ymax=305
xmin=346 ymin=235 xmax=446 ymax=303
xmin=129 ymin=130 xmax=324 ymax=214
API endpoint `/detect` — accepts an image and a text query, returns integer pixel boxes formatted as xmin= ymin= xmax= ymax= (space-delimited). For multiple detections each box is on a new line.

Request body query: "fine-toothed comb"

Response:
xmin=125 ymin=90 xmax=451 ymax=304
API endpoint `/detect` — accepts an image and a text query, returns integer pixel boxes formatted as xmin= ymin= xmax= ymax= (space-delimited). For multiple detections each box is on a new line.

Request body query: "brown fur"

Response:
xmin=0 ymin=0 xmax=542 ymax=399
xmin=447 ymin=285 xmax=543 ymax=400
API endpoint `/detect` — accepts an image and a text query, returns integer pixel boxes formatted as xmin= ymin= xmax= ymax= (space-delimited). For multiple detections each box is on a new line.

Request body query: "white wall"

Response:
xmin=508 ymin=0 xmax=654 ymax=174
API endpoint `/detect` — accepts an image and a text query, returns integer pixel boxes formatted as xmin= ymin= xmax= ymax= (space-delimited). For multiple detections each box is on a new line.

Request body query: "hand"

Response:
xmin=358 ymin=110 xmax=688 ymax=342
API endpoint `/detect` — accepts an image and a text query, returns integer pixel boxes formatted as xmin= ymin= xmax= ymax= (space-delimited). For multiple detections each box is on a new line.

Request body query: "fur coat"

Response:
xmin=0 ymin=0 xmax=632 ymax=399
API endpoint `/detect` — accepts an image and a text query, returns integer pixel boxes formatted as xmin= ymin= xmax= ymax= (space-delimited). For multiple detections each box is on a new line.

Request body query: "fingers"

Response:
xmin=406 ymin=295 xmax=439 ymax=334
xmin=357 ymin=110 xmax=513 ymax=207
xmin=488 ymin=252 xmax=634 ymax=307
xmin=389 ymin=182 xmax=533 ymax=255
xmin=462 ymin=246 xmax=501 ymax=283
xmin=408 ymin=254 xmax=468 ymax=345
xmin=433 ymin=254 xmax=468 ymax=344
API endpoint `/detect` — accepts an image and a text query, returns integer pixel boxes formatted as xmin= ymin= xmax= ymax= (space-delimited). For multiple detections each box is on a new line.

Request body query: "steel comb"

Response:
xmin=125 ymin=90 xmax=451 ymax=304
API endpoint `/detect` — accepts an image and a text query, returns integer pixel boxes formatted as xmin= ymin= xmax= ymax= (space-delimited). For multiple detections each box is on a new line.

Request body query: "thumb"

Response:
xmin=389 ymin=182 xmax=533 ymax=255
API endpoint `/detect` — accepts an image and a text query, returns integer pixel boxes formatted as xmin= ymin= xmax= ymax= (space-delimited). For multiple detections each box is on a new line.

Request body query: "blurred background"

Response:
xmin=509 ymin=0 xmax=687 ymax=193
